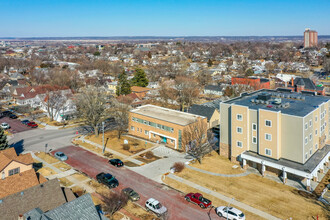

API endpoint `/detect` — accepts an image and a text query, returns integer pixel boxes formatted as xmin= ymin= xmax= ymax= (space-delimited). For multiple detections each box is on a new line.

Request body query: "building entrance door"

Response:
xmin=162 ymin=137 xmax=167 ymax=143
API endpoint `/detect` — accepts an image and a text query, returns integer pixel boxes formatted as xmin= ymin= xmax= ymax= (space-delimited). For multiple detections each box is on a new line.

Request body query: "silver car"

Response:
xmin=54 ymin=152 xmax=68 ymax=161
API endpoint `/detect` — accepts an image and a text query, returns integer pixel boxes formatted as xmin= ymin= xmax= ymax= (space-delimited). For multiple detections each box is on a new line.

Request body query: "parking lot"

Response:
xmin=0 ymin=117 xmax=33 ymax=134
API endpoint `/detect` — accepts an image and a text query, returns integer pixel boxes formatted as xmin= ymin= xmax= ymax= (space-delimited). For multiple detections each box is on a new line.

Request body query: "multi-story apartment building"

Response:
xmin=129 ymin=105 xmax=207 ymax=151
xmin=220 ymin=89 xmax=329 ymax=190
xmin=304 ymin=28 xmax=318 ymax=48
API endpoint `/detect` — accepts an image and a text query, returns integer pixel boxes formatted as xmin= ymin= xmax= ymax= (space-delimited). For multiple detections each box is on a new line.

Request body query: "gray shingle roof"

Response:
xmin=204 ymin=85 xmax=223 ymax=92
xmin=0 ymin=179 xmax=72 ymax=220
xmin=25 ymin=194 xmax=106 ymax=220
xmin=188 ymin=105 xmax=217 ymax=121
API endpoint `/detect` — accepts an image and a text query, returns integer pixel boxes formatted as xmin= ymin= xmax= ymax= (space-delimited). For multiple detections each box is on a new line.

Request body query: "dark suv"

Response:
xmin=96 ymin=172 xmax=119 ymax=188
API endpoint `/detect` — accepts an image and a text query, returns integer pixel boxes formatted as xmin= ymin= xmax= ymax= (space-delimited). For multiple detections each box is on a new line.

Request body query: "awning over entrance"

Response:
xmin=241 ymin=145 xmax=330 ymax=179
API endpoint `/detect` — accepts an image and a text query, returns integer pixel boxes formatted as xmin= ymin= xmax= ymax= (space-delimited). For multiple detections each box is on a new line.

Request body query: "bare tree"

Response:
xmin=158 ymin=80 xmax=177 ymax=104
xmin=174 ymin=76 xmax=200 ymax=111
xmin=324 ymin=58 xmax=330 ymax=75
xmin=113 ymin=102 xmax=130 ymax=139
xmin=101 ymin=191 xmax=128 ymax=218
xmin=75 ymin=86 xmax=108 ymax=136
xmin=182 ymin=118 xmax=213 ymax=164
xmin=41 ymin=90 xmax=69 ymax=121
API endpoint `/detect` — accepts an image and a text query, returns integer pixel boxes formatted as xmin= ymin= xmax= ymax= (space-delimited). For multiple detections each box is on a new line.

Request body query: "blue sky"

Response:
xmin=0 ymin=0 xmax=329 ymax=37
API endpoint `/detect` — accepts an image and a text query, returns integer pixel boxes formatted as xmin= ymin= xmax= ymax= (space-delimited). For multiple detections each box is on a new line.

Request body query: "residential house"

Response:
xmin=0 ymin=179 xmax=76 ymax=220
xmin=188 ymin=104 xmax=220 ymax=129
xmin=129 ymin=105 xmax=207 ymax=151
xmin=107 ymin=81 xmax=118 ymax=94
xmin=117 ymin=93 xmax=144 ymax=108
xmin=220 ymin=89 xmax=330 ymax=190
xmin=287 ymin=77 xmax=325 ymax=96
xmin=204 ymin=85 xmax=224 ymax=96
xmin=131 ymin=86 xmax=151 ymax=99
xmin=24 ymin=193 xmax=107 ymax=220
xmin=0 ymin=148 xmax=34 ymax=179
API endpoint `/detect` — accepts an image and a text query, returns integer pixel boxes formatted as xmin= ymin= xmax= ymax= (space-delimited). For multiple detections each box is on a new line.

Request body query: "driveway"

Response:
xmin=0 ymin=117 xmax=32 ymax=134
xmin=52 ymin=145 xmax=221 ymax=220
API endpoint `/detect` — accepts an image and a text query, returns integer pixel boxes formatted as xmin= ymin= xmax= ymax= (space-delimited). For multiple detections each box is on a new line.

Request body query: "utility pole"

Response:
xmin=102 ymin=121 xmax=105 ymax=154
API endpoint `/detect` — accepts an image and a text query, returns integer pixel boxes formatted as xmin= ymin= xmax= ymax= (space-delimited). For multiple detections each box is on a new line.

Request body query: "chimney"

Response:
xmin=1 ymin=171 xmax=5 ymax=180
xmin=18 ymin=214 xmax=24 ymax=220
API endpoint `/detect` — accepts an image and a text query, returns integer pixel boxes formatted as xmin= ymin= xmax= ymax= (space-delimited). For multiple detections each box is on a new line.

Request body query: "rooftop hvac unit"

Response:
xmin=273 ymin=98 xmax=282 ymax=105
xmin=265 ymin=101 xmax=270 ymax=105
xmin=301 ymin=96 xmax=306 ymax=100
xmin=260 ymin=100 xmax=265 ymax=104
xmin=251 ymin=99 xmax=255 ymax=103
xmin=255 ymin=100 xmax=260 ymax=104
xmin=284 ymin=103 xmax=290 ymax=108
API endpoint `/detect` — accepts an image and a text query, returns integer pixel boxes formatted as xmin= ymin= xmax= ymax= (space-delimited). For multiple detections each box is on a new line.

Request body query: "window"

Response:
xmin=171 ymin=139 xmax=174 ymax=143
xmin=252 ymin=136 xmax=257 ymax=144
xmin=315 ymin=129 xmax=318 ymax=135
xmin=143 ymin=120 xmax=147 ymax=125
xmin=309 ymin=149 xmax=312 ymax=155
xmin=315 ymin=116 xmax=318 ymax=122
xmin=161 ymin=125 xmax=165 ymax=130
xmin=265 ymin=149 xmax=272 ymax=156
xmin=305 ymin=123 xmax=308 ymax=130
xmin=305 ymin=153 xmax=308 ymax=160
xmin=309 ymin=120 xmax=312 ymax=127
xmin=131 ymin=126 xmax=134 ymax=131
xmin=315 ymin=143 xmax=318 ymax=150
xmin=265 ymin=120 xmax=272 ymax=127
xmin=237 ymin=141 xmax=243 ymax=148
xmin=252 ymin=123 xmax=257 ymax=131
xmin=170 ymin=128 xmax=174 ymax=133
xmin=137 ymin=128 xmax=139 ymax=132
xmin=305 ymin=137 xmax=308 ymax=145
xmin=153 ymin=134 xmax=156 ymax=138
xmin=157 ymin=124 xmax=161 ymax=129
xmin=140 ymin=129 xmax=142 ymax=133
xmin=309 ymin=133 xmax=312 ymax=141
xmin=8 ymin=168 xmax=20 ymax=176
xmin=237 ymin=127 xmax=243 ymax=134
xmin=145 ymin=130 xmax=149 ymax=135
xmin=265 ymin=133 xmax=272 ymax=141
xmin=132 ymin=117 xmax=135 ymax=121
xmin=236 ymin=114 xmax=243 ymax=121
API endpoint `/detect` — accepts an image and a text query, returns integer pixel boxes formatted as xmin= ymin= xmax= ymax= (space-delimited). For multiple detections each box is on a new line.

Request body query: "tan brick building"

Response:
xmin=220 ymin=89 xmax=330 ymax=190
xmin=129 ymin=105 xmax=207 ymax=151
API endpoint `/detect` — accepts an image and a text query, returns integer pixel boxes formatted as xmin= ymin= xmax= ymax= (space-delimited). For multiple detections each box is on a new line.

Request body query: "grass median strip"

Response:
xmin=35 ymin=152 xmax=59 ymax=164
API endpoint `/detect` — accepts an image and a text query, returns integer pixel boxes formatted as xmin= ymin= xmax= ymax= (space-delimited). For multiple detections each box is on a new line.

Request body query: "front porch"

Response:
xmin=240 ymin=145 xmax=330 ymax=192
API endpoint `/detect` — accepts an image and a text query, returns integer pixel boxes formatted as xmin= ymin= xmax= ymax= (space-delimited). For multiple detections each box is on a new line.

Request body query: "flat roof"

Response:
xmin=130 ymin=105 xmax=205 ymax=126
xmin=223 ymin=89 xmax=330 ymax=117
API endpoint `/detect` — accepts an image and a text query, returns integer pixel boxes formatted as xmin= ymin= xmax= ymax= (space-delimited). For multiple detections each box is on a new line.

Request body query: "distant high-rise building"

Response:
xmin=304 ymin=28 xmax=318 ymax=48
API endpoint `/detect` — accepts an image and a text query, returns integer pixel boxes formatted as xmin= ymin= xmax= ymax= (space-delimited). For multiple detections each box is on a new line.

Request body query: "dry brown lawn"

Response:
xmin=176 ymin=169 xmax=329 ymax=220
xmin=37 ymin=167 xmax=57 ymax=176
xmin=124 ymin=201 xmax=156 ymax=220
xmin=70 ymin=173 xmax=89 ymax=182
xmin=59 ymin=177 xmax=74 ymax=187
xmin=71 ymin=186 xmax=86 ymax=196
xmin=53 ymin=162 xmax=71 ymax=171
xmin=88 ymin=180 xmax=111 ymax=195
xmin=111 ymin=212 xmax=125 ymax=220
xmin=35 ymin=152 xmax=59 ymax=164
xmin=74 ymin=140 xmax=103 ymax=154
xmin=163 ymin=177 xmax=264 ymax=220
xmin=85 ymin=130 xmax=154 ymax=156
xmin=190 ymin=151 xmax=244 ymax=175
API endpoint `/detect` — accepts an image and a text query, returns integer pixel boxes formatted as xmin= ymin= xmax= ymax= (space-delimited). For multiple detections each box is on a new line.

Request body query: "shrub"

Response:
xmin=123 ymin=144 xmax=130 ymax=151
xmin=172 ymin=162 xmax=185 ymax=173
xmin=145 ymin=151 xmax=154 ymax=159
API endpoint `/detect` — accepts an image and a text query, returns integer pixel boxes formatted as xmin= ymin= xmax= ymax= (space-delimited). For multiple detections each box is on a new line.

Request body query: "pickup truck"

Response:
xmin=184 ymin=193 xmax=212 ymax=209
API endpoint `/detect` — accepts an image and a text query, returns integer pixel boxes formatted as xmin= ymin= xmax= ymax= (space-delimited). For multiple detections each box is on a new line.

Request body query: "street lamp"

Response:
xmin=102 ymin=121 xmax=105 ymax=154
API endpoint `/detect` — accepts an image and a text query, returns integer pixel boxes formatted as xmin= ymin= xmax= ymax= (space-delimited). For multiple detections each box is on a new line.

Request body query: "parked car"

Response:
xmin=2 ymin=111 xmax=11 ymax=116
xmin=1 ymin=122 xmax=10 ymax=130
xmin=21 ymin=119 xmax=30 ymax=125
xmin=109 ymin=158 xmax=124 ymax=167
xmin=9 ymin=114 xmax=18 ymax=119
xmin=54 ymin=152 xmax=68 ymax=161
xmin=215 ymin=206 xmax=245 ymax=220
xmin=145 ymin=198 xmax=167 ymax=217
xmin=27 ymin=121 xmax=38 ymax=128
xmin=96 ymin=172 xmax=119 ymax=188
xmin=122 ymin=187 xmax=140 ymax=201
xmin=185 ymin=193 xmax=212 ymax=209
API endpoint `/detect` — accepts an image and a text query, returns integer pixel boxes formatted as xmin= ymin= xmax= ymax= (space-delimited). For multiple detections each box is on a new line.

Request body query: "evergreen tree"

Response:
xmin=116 ymin=71 xmax=131 ymax=96
xmin=0 ymin=128 xmax=9 ymax=150
xmin=131 ymin=68 xmax=149 ymax=87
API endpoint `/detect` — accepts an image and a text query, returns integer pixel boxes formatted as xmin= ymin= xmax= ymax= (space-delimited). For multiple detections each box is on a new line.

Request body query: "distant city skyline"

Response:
xmin=0 ymin=0 xmax=329 ymax=37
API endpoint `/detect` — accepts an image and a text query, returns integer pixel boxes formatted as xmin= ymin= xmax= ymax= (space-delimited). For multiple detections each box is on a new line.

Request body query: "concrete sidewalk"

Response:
xmin=166 ymin=173 xmax=281 ymax=220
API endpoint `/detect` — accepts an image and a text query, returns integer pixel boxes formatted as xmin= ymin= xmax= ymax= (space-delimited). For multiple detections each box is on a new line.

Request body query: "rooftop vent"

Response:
xmin=251 ymin=99 xmax=255 ymax=103
xmin=283 ymin=103 xmax=290 ymax=108
xmin=257 ymin=93 xmax=271 ymax=101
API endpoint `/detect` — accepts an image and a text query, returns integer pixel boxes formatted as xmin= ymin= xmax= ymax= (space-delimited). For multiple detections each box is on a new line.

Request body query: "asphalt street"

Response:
xmin=52 ymin=145 xmax=222 ymax=220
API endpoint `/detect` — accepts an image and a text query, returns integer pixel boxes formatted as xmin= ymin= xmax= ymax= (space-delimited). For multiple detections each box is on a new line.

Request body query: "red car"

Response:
xmin=27 ymin=121 xmax=38 ymax=128
xmin=185 ymin=193 xmax=212 ymax=209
